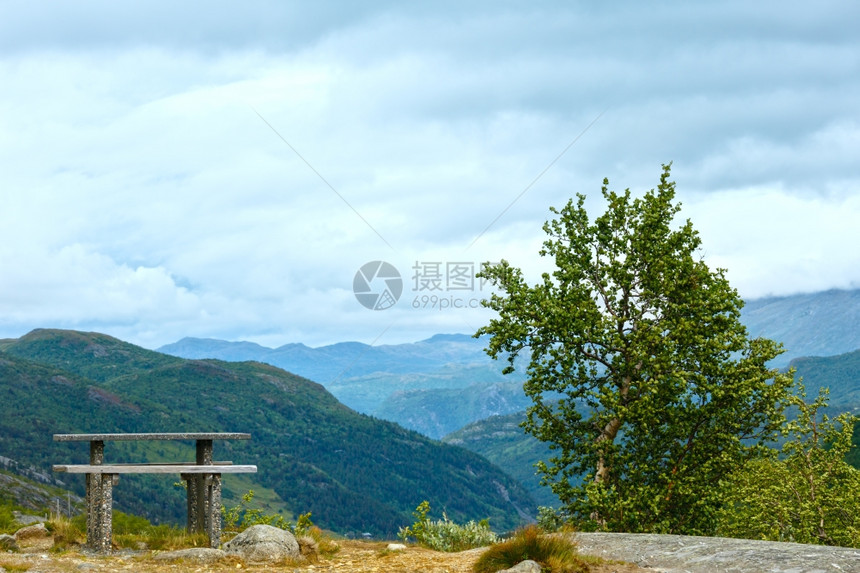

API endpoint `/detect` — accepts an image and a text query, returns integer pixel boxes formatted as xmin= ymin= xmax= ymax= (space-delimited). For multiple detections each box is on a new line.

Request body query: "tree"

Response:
xmin=717 ymin=386 xmax=860 ymax=547
xmin=476 ymin=164 xmax=794 ymax=534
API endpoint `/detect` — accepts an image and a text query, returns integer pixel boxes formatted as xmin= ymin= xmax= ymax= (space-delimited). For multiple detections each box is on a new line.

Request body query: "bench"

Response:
xmin=53 ymin=433 xmax=257 ymax=552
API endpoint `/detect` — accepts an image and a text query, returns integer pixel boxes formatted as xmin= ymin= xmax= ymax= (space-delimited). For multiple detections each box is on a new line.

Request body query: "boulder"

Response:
xmin=386 ymin=543 xmax=407 ymax=551
xmin=223 ymin=524 xmax=301 ymax=563
xmin=499 ymin=560 xmax=542 ymax=573
xmin=13 ymin=522 xmax=50 ymax=541
xmin=0 ymin=533 xmax=19 ymax=551
xmin=153 ymin=548 xmax=227 ymax=564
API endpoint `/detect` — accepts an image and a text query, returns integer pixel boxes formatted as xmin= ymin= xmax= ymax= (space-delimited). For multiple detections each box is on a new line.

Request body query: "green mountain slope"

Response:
xmin=790 ymin=349 xmax=860 ymax=408
xmin=443 ymin=412 xmax=556 ymax=508
xmin=0 ymin=329 xmax=535 ymax=535
xmin=376 ymin=381 xmax=532 ymax=439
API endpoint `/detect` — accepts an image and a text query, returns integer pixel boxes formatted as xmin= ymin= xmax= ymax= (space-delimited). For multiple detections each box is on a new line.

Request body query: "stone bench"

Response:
xmin=53 ymin=433 xmax=257 ymax=552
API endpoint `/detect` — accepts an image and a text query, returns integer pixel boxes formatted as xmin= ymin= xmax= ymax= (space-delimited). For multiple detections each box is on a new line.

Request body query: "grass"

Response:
xmin=473 ymin=525 xmax=590 ymax=573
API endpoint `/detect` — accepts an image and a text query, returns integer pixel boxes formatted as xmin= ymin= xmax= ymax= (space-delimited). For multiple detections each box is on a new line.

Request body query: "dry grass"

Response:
xmin=473 ymin=525 xmax=590 ymax=573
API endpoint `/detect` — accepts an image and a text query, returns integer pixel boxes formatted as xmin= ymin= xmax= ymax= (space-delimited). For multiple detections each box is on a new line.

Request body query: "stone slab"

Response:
xmin=53 ymin=464 xmax=256 ymax=474
xmin=53 ymin=433 xmax=250 ymax=442
xmin=571 ymin=532 xmax=860 ymax=573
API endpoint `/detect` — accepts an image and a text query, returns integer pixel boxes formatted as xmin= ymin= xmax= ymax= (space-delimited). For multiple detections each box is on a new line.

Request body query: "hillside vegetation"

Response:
xmin=0 ymin=329 xmax=534 ymax=536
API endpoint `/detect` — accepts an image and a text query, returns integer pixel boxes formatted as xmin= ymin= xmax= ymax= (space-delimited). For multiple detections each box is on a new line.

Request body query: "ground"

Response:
xmin=1 ymin=536 xmax=650 ymax=573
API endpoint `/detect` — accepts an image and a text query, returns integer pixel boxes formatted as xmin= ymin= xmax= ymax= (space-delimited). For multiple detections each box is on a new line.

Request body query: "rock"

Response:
xmin=153 ymin=548 xmax=227 ymax=564
xmin=13 ymin=522 xmax=50 ymax=541
xmin=572 ymin=532 xmax=860 ymax=573
xmin=499 ymin=560 xmax=542 ymax=573
xmin=0 ymin=533 xmax=20 ymax=551
xmin=223 ymin=524 xmax=301 ymax=563
xmin=386 ymin=543 xmax=407 ymax=551
xmin=12 ymin=511 xmax=46 ymax=525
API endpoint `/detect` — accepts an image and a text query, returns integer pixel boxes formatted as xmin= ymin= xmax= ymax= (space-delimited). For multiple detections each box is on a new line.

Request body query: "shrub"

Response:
xmin=717 ymin=387 xmax=860 ymax=547
xmin=222 ymin=490 xmax=313 ymax=535
xmin=398 ymin=501 xmax=498 ymax=552
xmin=473 ymin=525 xmax=588 ymax=573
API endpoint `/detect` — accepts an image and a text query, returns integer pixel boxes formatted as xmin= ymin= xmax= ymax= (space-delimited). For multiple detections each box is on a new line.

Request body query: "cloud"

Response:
xmin=0 ymin=1 xmax=858 ymax=347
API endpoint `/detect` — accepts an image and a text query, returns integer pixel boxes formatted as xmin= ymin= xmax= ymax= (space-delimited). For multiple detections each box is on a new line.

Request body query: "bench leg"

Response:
xmin=207 ymin=474 xmax=222 ymax=548
xmin=195 ymin=475 xmax=208 ymax=533
xmin=86 ymin=473 xmax=114 ymax=552
xmin=85 ymin=473 xmax=101 ymax=550
xmin=86 ymin=441 xmax=105 ymax=551
xmin=182 ymin=474 xmax=199 ymax=533
xmin=97 ymin=475 xmax=114 ymax=553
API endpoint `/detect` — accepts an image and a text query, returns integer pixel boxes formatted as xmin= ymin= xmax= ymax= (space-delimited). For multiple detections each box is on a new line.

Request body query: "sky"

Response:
xmin=1 ymin=1 xmax=858 ymax=349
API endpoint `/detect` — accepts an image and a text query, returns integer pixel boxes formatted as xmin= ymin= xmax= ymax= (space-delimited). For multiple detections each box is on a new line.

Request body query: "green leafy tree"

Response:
xmin=476 ymin=164 xmax=793 ymax=534
xmin=718 ymin=387 xmax=860 ymax=546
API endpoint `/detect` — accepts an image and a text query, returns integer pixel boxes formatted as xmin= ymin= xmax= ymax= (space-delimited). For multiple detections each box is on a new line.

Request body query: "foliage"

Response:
xmin=398 ymin=501 xmax=498 ymax=552
xmin=717 ymin=387 xmax=860 ymax=547
xmin=473 ymin=524 xmax=587 ymax=573
xmin=222 ymin=490 xmax=318 ymax=541
xmin=222 ymin=490 xmax=291 ymax=532
xmin=536 ymin=506 xmax=575 ymax=533
xmin=477 ymin=164 xmax=794 ymax=534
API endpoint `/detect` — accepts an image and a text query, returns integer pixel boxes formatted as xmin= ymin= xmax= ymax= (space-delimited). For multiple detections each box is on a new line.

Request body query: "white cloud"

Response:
xmin=0 ymin=1 xmax=858 ymax=348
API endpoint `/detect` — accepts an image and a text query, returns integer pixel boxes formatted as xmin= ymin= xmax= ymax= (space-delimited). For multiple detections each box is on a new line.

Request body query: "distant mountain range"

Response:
xmin=0 ymin=329 xmax=534 ymax=535
xmin=159 ymin=288 xmax=860 ymax=438
xmin=741 ymin=288 xmax=860 ymax=368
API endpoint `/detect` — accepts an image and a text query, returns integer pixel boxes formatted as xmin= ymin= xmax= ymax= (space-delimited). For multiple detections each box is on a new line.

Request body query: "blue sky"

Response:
xmin=1 ymin=1 xmax=858 ymax=348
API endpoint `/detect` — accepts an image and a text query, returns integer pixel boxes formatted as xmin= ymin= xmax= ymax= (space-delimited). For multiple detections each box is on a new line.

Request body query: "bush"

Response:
xmin=717 ymin=387 xmax=860 ymax=547
xmin=222 ymin=490 xmax=313 ymax=535
xmin=398 ymin=501 xmax=498 ymax=552
xmin=473 ymin=525 xmax=588 ymax=573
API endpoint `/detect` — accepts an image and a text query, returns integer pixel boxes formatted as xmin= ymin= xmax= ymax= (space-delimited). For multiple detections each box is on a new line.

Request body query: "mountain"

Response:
xmin=160 ymin=333 xmax=527 ymax=437
xmin=157 ymin=288 xmax=860 ymax=436
xmin=159 ymin=333 xmax=497 ymax=385
xmin=741 ymin=289 xmax=860 ymax=368
xmin=442 ymin=412 xmax=556 ymax=508
xmin=0 ymin=329 xmax=535 ymax=535
xmin=375 ymin=380 xmax=532 ymax=439
xmin=789 ymin=348 xmax=860 ymax=409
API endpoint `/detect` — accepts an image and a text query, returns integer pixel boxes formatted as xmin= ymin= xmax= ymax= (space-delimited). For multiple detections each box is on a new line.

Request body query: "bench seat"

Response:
xmin=53 ymin=464 xmax=256 ymax=474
